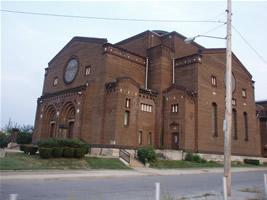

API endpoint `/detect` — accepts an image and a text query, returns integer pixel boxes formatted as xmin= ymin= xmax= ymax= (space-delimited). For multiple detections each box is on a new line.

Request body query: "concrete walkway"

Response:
xmin=1 ymin=167 xmax=266 ymax=181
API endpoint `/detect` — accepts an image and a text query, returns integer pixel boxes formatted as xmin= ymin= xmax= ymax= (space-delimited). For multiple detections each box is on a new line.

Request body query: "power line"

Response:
xmin=201 ymin=22 xmax=226 ymax=35
xmin=232 ymin=25 xmax=267 ymax=65
xmin=0 ymin=9 xmax=225 ymax=24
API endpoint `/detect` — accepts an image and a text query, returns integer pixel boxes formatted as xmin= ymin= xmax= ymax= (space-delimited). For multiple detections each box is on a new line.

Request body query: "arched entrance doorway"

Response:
xmin=59 ymin=102 xmax=76 ymax=139
xmin=43 ymin=105 xmax=56 ymax=138
xmin=171 ymin=132 xmax=180 ymax=149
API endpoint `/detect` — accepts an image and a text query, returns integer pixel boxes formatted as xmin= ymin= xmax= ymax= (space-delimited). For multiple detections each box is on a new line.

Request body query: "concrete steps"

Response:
xmin=129 ymin=156 xmax=144 ymax=168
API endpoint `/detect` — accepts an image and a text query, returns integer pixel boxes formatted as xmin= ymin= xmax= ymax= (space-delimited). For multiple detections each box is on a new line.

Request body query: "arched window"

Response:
xmin=148 ymin=132 xmax=152 ymax=145
xmin=124 ymin=111 xmax=130 ymax=126
xmin=244 ymin=112 xmax=248 ymax=141
xmin=212 ymin=103 xmax=218 ymax=137
xmin=138 ymin=131 xmax=142 ymax=145
xmin=233 ymin=109 xmax=238 ymax=140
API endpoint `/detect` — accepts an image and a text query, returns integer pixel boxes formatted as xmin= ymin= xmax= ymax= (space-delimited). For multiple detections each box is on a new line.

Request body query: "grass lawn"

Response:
xmin=0 ymin=152 xmax=130 ymax=170
xmin=151 ymin=160 xmax=267 ymax=169
xmin=151 ymin=160 xmax=222 ymax=169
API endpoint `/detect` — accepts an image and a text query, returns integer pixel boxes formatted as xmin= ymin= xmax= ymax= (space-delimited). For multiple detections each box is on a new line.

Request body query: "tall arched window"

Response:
xmin=148 ymin=132 xmax=152 ymax=145
xmin=138 ymin=131 xmax=142 ymax=145
xmin=244 ymin=112 xmax=248 ymax=141
xmin=124 ymin=111 xmax=130 ymax=126
xmin=233 ymin=109 xmax=238 ymax=140
xmin=212 ymin=103 xmax=218 ymax=137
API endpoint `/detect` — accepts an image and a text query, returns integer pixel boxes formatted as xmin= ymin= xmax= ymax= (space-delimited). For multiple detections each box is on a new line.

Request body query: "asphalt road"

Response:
xmin=1 ymin=170 xmax=267 ymax=200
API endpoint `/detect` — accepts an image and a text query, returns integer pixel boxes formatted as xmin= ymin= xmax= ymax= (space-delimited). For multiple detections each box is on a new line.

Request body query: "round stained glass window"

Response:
xmin=64 ymin=58 xmax=78 ymax=83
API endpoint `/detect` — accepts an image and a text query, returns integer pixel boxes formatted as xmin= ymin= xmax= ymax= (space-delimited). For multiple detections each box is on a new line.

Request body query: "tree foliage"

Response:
xmin=0 ymin=119 xmax=33 ymax=146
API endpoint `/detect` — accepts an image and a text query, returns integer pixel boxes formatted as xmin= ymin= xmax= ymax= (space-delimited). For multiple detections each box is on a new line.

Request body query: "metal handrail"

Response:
xmin=119 ymin=149 xmax=130 ymax=164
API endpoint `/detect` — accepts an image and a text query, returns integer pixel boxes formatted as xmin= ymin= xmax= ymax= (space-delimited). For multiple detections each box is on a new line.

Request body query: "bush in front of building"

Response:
xmin=39 ymin=147 xmax=53 ymax=159
xmin=184 ymin=152 xmax=206 ymax=163
xmin=20 ymin=144 xmax=38 ymax=155
xmin=27 ymin=145 xmax=38 ymax=155
xmin=74 ymin=148 xmax=85 ymax=158
xmin=37 ymin=138 xmax=58 ymax=148
xmin=20 ymin=144 xmax=28 ymax=154
xmin=137 ymin=146 xmax=157 ymax=164
xmin=37 ymin=138 xmax=90 ymax=159
xmin=80 ymin=143 xmax=90 ymax=155
xmin=21 ymin=144 xmax=30 ymax=154
xmin=19 ymin=144 xmax=25 ymax=152
xmin=244 ymin=159 xmax=260 ymax=165
xmin=63 ymin=147 xmax=75 ymax=158
xmin=52 ymin=147 xmax=64 ymax=157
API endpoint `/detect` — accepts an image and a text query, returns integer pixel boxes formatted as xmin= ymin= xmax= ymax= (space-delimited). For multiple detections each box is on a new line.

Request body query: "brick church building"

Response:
xmin=256 ymin=100 xmax=267 ymax=157
xmin=33 ymin=30 xmax=264 ymax=157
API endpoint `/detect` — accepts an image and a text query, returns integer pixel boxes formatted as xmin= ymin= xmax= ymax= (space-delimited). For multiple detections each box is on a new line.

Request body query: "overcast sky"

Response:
xmin=1 ymin=1 xmax=267 ymax=127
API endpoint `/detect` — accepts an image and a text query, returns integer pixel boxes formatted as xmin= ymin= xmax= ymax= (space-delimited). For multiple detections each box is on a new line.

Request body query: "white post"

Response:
xmin=155 ymin=182 xmax=160 ymax=200
xmin=264 ymin=174 xmax=267 ymax=199
xmin=172 ymin=58 xmax=175 ymax=84
xmin=9 ymin=194 xmax=18 ymax=200
xmin=223 ymin=177 xmax=228 ymax=200
xmin=224 ymin=0 xmax=232 ymax=197
xmin=145 ymin=57 xmax=149 ymax=89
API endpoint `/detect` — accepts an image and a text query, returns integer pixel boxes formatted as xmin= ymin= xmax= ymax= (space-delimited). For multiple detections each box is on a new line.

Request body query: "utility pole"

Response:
xmin=224 ymin=0 xmax=232 ymax=197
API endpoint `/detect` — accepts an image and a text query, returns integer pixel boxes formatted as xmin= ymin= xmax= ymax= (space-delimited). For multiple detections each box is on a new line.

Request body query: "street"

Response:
xmin=1 ymin=170 xmax=267 ymax=200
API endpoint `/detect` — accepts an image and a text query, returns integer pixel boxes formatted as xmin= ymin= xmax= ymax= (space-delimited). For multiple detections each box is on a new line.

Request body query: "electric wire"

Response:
xmin=0 ymin=9 xmax=225 ymax=23
xmin=2 ymin=9 xmax=265 ymax=66
xmin=232 ymin=25 xmax=267 ymax=65
xmin=201 ymin=22 xmax=226 ymax=36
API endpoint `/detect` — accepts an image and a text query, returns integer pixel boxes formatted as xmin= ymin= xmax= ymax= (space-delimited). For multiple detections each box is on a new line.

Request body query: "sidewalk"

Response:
xmin=1 ymin=167 xmax=266 ymax=180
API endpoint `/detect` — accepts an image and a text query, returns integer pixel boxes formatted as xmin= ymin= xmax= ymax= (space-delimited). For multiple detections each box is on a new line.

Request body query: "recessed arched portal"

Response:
xmin=59 ymin=102 xmax=76 ymax=139
xmin=42 ymin=105 xmax=56 ymax=138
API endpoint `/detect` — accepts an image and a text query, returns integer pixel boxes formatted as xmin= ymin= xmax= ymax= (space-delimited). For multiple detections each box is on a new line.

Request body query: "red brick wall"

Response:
xmin=196 ymin=52 xmax=261 ymax=156
xmin=33 ymin=31 xmax=262 ymax=157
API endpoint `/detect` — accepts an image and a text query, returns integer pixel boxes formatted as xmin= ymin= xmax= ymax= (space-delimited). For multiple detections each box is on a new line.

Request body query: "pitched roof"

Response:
xmin=103 ymin=43 xmax=145 ymax=59
xmin=48 ymin=36 xmax=107 ymax=65
xmin=200 ymin=48 xmax=253 ymax=78
xmin=115 ymin=30 xmax=204 ymax=49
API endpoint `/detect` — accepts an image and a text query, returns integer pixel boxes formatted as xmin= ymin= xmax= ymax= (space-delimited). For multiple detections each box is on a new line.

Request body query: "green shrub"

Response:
xmin=57 ymin=139 xmax=81 ymax=148
xmin=63 ymin=147 xmax=75 ymax=158
xmin=0 ymin=132 xmax=10 ymax=148
xmin=39 ymin=148 xmax=53 ymax=159
xmin=29 ymin=146 xmax=38 ymax=155
xmin=19 ymin=144 xmax=25 ymax=152
xmin=192 ymin=154 xmax=202 ymax=163
xmin=23 ymin=144 xmax=31 ymax=154
xmin=37 ymin=138 xmax=58 ymax=148
xmin=200 ymin=158 xmax=207 ymax=163
xmin=80 ymin=143 xmax=90 ymax=154
xmin=37 ymin=138 xmax=89 ymax=158
xmin=74 ymin=148 xmax=85 ymax=158
xmin=184 ymin=152 xmax=206 ymax=163
xmin=137 ymin=146 xmax=156 ymax=164
xmin=52 ymin=147 xmax=63 ymax=157
xmin=244 ymin=159 xmax=260 ymax=165
xmin=23 ymin=144 xmax=38 ymax=155
xmin=184 ymin=152 xmax=193 ymax=161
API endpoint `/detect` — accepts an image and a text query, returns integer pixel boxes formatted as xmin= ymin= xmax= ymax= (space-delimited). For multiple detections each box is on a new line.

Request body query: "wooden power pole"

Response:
xmin=224 ymin=0 xmax=232 ymax=197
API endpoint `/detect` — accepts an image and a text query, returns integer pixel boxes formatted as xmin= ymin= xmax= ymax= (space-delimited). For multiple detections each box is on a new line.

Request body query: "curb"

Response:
xmin=1 ymin=167 xmax=266 ymax=181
